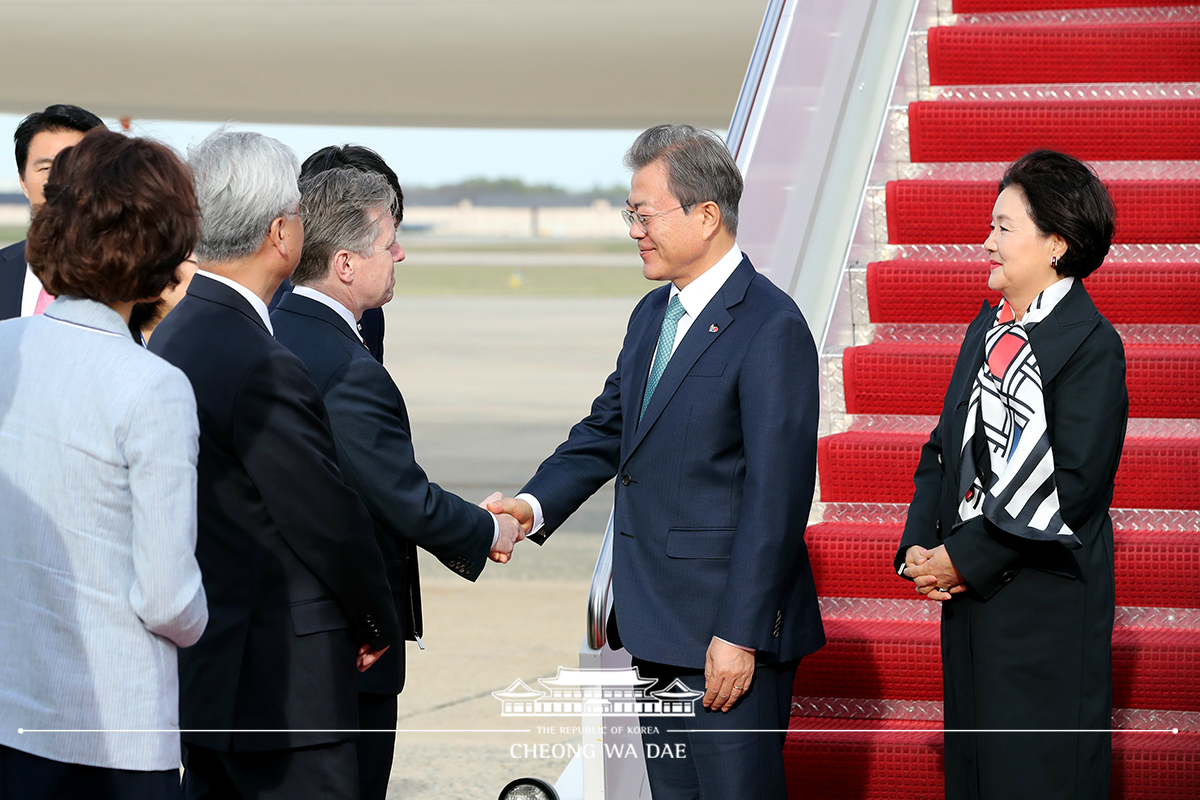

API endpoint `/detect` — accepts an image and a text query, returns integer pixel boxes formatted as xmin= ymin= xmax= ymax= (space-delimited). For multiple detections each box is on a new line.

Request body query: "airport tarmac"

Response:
xmin=411 ymin=250 xmax=633 ymax=268
xmin=379 ymin=295 xmax=641 ymax=798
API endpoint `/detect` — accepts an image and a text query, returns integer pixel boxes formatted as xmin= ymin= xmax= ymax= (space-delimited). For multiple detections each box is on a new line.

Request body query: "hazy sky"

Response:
xmin=0 ymin=114 xmax=651 ymax=194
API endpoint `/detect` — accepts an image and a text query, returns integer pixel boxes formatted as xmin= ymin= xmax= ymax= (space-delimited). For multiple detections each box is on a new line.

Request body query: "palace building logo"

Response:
xmin=493 ymin=666 xmax=704 ymax=717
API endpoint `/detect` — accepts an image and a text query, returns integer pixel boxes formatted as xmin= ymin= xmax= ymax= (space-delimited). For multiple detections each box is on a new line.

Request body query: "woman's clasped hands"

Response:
xmin=903 ymin=545 xmax=967 ymax=602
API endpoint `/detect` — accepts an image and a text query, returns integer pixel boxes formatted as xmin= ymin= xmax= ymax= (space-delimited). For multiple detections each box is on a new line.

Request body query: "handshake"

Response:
xmin=479 ymin=493 xmax=536 ymax=564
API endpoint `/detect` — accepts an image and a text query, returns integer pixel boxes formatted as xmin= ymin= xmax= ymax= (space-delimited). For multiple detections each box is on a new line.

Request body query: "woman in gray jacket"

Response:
xmin=0 ymin=129 xmax=207 ymax=799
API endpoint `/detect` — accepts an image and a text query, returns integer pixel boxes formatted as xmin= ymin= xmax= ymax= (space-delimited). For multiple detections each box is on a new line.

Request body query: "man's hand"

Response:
xmin=357 ymin=644 xmax=389 ymax=672
xmin=904 ymin=544 xmax=967 ymax=602
xmin=487 ymin=495 xmax=535 ymax=534
xmin=702 ymin=637 xmax=755 ymax=713
xmin=490 ymin=511 xmax=526 ymax=564
xmin=480 ymin=492 xmax=527 ymax=564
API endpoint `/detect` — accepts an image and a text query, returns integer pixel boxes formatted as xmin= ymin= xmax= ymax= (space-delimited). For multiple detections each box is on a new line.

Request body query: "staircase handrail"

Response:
xmin=585 ymin=511 xmax=615 ymax=651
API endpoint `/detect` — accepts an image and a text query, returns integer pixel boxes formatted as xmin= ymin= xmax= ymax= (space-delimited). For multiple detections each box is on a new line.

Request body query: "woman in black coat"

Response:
xmin=896 ymin=150 xmax=1128 ymax=800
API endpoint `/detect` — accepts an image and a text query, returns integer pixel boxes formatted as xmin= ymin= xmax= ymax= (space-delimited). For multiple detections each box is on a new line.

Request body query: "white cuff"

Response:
xmin=714 ymin=636 xmax=754 ymax=653
xmin=515 ymin=492 xmax=545 ymax=534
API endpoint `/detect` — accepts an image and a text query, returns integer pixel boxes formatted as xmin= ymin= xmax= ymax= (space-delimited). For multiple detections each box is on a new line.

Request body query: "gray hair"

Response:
xmin=623 ymin=124 xmax=743 ymax=236
xmin=291 ymin=168 xmax=396 ymax=286
xmin=187 ymin=129 xmax=301 ymax=262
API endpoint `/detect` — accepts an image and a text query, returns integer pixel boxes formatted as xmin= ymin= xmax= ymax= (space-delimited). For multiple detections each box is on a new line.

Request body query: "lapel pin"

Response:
xmin=709 ymin=324 xmax=719 ymax=333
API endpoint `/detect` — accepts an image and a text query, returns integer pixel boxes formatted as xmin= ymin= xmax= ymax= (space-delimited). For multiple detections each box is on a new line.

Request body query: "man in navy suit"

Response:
xmin=270 ymin=167 xmax=525 ymax=800
xmin=149 ymin=130 xmax=401 ymax=800
xmin=1 ymin=104 xmax=104 ymax=319
xmin=267 ymin=145 xmax=392 ymax=362
xmin=491 ymin=124 xmax=825 ymax=799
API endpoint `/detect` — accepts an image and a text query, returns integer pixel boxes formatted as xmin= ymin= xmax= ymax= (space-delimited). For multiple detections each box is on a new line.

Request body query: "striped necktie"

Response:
xmin=639 ymin=294 xmax=685 ymax=424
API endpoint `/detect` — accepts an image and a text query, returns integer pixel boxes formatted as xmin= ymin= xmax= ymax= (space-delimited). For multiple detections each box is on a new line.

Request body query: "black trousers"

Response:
xmin=356 ymin=692 xmax=398 ymax=800
xmin=181 ymin=740 xmax=358 ymax=800
xmin=0 ymin=744 xmax=179 ymax=800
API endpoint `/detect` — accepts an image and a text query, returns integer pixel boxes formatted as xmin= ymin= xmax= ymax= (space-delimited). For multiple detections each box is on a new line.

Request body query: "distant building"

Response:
xmin=403 ymin=184 xmax=629 ymax=238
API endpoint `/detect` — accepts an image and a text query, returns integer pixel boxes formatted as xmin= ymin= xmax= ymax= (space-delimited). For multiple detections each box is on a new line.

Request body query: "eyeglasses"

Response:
xmin=621 ymin=204 xmax=692 ymax=232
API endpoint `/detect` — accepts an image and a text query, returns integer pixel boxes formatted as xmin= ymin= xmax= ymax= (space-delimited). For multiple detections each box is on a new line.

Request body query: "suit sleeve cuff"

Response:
xmin=714 ymin=636 xmax=754 ymax=653
xmin=944 ymin=517 xmax=1023 ymax=600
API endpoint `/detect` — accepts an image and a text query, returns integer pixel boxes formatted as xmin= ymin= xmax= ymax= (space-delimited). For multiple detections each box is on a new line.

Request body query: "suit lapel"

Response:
xmin=1027 ymin=279 xmax=1100 ymax=385
xmin=625 ymin=258 xmax=753 ymax=462
xmin=186 ymin=273 xmax=271 ymax=336
xmin=621 ymin=287 xmax=669 ymax=458
xmin=279 ymin=292 xmax=364 ymax=349
xmin=944 ymin=301 xmax=992 ymax=474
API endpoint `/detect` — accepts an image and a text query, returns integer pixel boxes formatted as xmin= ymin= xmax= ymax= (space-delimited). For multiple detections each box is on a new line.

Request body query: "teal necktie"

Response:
xmin=640 ymin=294 xmax=685 ymax=424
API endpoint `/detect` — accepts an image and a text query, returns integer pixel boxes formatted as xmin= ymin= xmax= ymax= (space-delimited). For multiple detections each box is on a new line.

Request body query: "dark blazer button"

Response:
xmin=621 ymin=474 xmax=632 ymax=486
xmin=1001 ymin=570 xmax=1018 ymax=584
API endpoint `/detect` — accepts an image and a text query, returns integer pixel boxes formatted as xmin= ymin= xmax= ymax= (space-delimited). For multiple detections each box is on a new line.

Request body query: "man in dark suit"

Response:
xmin=267 ymin=146 xmax=392 ymax=362
xmin=0 ymin=241 xmax=26 ymax=319
xmin=149 ymin=130 xmax=401 ymax=800
xmin=271 ymin=167 xmax=525 ymax=800
xmin=1 ymin=104 xmax=104 ymax=319
xmin=490 ymin=124 xmax=825 ymax=799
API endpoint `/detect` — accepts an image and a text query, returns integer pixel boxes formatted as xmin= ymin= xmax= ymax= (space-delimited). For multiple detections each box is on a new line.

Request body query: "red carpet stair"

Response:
xmin=786 ymin=1 xmax=1200 ymax=796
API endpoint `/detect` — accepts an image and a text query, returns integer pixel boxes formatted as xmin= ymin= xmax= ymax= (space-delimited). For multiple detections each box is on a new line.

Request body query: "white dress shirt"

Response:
xmin=649 ymin=243 xmax=743 ymax=375
xmin=20 ymin=263 xmax=42 ymax=317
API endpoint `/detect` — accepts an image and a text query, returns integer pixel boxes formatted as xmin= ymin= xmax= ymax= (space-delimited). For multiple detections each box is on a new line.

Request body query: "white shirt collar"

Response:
xmin=196 ymin=269 xmax=273 ymax=335
xmin=291 ymin=285 xmax=363 ymax=342
xmin=20 ymin=263 xmax=43 ymax=317
xmin=671 ymin=243 xmax=743 ymax=318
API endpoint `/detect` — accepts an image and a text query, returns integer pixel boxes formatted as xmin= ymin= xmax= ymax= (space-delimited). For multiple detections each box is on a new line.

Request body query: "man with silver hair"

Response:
xmin=490 ymin=124 xmax=824 ymax=799
xmin=272 ymin=167 xmax=526 ymax=800
xmin=149 ymin=130 xmax=401 ymax=800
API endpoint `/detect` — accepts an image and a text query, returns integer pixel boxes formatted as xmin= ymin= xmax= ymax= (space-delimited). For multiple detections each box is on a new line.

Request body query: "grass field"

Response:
xmin=404 ymin=237 xmax=631 ymax=255
xmin=392 ymin=262 xmax=648 ymax=297
xmin=0 ymin=226 xmax=27 ymax=245
xmin=393 ymin=236 xmax=651 ymax=296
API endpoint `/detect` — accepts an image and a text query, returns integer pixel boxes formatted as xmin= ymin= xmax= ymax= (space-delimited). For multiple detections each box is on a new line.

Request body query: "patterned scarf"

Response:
xmin=957 ymin=277 xmax=1081 ymax=549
